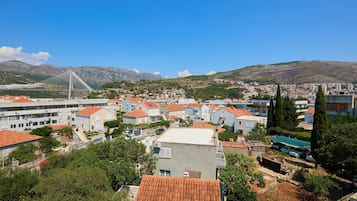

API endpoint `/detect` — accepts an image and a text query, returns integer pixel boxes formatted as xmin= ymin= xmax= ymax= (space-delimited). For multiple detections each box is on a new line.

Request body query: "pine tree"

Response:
xmin=267 ymin=99 xmax=275 ymax=129
xmin=311 ymin=85 xmax=328 ymax=167
xmin=274 ymin=84 xmax=284 ymax=128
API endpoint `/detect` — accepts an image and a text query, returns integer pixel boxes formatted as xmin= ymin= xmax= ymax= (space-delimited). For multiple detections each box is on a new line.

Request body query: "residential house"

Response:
xmin=305 ymin=108 xmax=315 ymax=123
xmin=185 ymin=103 xmax=211 ymax=121
xmin=123 ymin=110 xmax=148 ymax=125
xmin=122 ymin=98 xmax=143 ymax=112
xmin=135 ymin=101 xmax=161 ymax=123
xmin=153 ymin=128 xmax=226 ymax=179
xmin=234 ymin=115 xmax=267 ymax=135
xmin=0 ymin=130 xmax=42 ymax=159
xmin=165 ymin=104 xmax=186 ymax=120
xmin=76 ymin=107 xmax=116 ymax=132
xmin=211 ymin=107 xmax=252 ymax=129
xmin=136 ymin=175 xmax=222 ymax=201
xmin=190 ymin=122 xmax=225 ymax=133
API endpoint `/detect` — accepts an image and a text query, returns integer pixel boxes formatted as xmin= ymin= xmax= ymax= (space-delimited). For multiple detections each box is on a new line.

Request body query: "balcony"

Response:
xmin=216 ymin=152 xmax=226 ymax=169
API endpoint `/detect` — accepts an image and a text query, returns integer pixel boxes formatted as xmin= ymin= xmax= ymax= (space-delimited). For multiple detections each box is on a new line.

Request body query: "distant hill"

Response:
xmin=0 ymin=60 xmax=162 ymax=88
xmin=213 ymin=61 xmax=357 ymax=84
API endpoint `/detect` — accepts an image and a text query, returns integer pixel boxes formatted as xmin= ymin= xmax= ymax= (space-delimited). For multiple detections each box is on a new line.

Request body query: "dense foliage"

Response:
xmin=303 ymin=171 xmax=338 ymax=198
xmin=30 ymin=126 xmax=53 ymax=137
xmin=219 ymin=153 xmax=265 ymax=201
xmin=7 ymin=144 xmax=38 ymax=164
xmin=318 ymin=123 xmax=357 ymax=180
xmin=247 ymin=123 xmax=266 ymax=142
xmin=185 ymin=84 xmax=244 ymax=100
xmin=0 ymin=168 xmax=39 ymax=201
xmin=218 ymin=131 xmax=238 ymax=141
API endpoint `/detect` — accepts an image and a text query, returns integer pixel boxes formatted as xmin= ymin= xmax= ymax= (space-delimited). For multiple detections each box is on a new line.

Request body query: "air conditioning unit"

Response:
xmin=153 ymin=142 xmax=161 ymax=148
xmin=183 ymin=171 xmax=190 ymax=178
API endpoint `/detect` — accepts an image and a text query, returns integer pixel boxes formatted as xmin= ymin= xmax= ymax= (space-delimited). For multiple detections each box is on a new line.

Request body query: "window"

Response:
xmin=159 ymin=147 xmax=172 ymax=158
xmin=160 ymin=170 xmax=171 ymax=176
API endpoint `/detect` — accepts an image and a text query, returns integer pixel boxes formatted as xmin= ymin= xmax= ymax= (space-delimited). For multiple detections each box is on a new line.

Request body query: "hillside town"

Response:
xmin=1 ymin=79 xmax=357 ymax=201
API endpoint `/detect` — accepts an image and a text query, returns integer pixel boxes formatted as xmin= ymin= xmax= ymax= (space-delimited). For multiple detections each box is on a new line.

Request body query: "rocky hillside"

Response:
xmin=214 ymin=61 xmax=357 ymax=84
xmin=0 ymin=60 xmax=162 ymax=88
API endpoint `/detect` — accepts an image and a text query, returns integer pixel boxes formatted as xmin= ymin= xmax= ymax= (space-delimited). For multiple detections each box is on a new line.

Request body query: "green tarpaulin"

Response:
xmin=271 ymin=135 xmax=310 ymax=149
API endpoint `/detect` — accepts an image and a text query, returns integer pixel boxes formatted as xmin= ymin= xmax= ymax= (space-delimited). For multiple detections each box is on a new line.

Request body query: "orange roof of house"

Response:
xmin=76 ymin=107 xmax=102 ymax=116
xmin=136 ymin=175 xmax=221 ymax=201
xmin=187 ymin=103 xmax=203 ymax=108
xmin=225 ymin=107 xmax=252 ymax=117
xmin=108 ymin=99 xmax=119 ymax=103
xmin=128 ymin=98 xmax=143 ymax=103
xmin=167 ymin=104 xmax=186 ymax=112
xmin=123 ymin=109 xmax=148 ymax=118
xmin=0 ymin=130 xmax=42 ymax=148
xmin=208 ymin=104 xmax=220 ymax=110
xmin=190 ymin=122 xmax=225 ymax=133
xmin=306 ymin=108 xmax=315 ymax=114
xmin=221 ymin=141 xmax=250 ymax=148
xmin=143 ymin=101 xmax=159 ymax=108
xmin=168 ymin=115 xmax=179 ymax=119
xmin=51 ymin=124 xmax=71 ymax=131
xmin=0 ymin=95 xmax=33 ymax=102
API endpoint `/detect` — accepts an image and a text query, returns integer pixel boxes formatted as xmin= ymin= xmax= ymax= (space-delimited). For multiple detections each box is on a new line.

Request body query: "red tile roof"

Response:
xmin=0 ymin=130 xmax=42 ymax=148
xmin=136 ymin=175 xmax=221 ymax=201
xmin=76 ymin=107 xmax=102 ymax=116
xmin=51 ymin=124 xmax=71 ymax=131
xmin=190 ymin=122 xmax=225 ymax=133
xmin=124 ymin=109 xmax=148 ymax=118
xmin=143 ymin=101 xmax=159 ymax=108
xmin=306 ymin=108 xmax=315 ymax=114
xmin=221 ymin=141 xmax=250 ymax=148
xmin=128 ymin=98 xmax=143 ymax=103
xmin=168 ymin=115 xmax=179 ymax=119
xmin=225 ymin=107 xmax=252 ymax=117
xmin=0 ymin=95 xmax=33 ymax=102
xmin=208 ymin=104 xmax=220 ymax=111
xmin=188 ymin=103 xmax=203 ymax=108
xmin=167 ymin=104 xmax=186 ymax=112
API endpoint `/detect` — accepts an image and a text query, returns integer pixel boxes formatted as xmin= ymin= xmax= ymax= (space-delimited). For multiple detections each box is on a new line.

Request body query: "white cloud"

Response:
xmin=153 ymin=72 xmax=160 ymax=75
xmin=206 ymin=71 xmax=216 ymax=75
xmin=0 ymin=46 xmax=50 ymax=65
xmin=178 ymin=69 xmax=191 ymax=77
xmin=133 ymin=68 xmax=140 ymax=73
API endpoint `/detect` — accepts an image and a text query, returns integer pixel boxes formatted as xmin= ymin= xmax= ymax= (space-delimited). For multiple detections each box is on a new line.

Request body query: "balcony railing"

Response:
xmin=216 ymin=152 xmax=226 ymax=168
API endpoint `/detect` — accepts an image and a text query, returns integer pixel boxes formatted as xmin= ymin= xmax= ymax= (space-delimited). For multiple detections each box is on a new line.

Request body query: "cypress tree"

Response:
xmin=282 ymin=97 xmax=298 ymax=130
xmin=267 ymin=99 xmax=275 ymax=129
xmin=274 ymin=84 xmax=284 ymax=128
xmin=311 ymin=85 xmax=328 ymax=167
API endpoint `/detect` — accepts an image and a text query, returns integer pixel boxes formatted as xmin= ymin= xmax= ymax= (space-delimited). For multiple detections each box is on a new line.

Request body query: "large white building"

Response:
xmin=0 ymin=99 xmax=109 ymax=132
xmin=153 ymin=128 xmax=226 ymax=179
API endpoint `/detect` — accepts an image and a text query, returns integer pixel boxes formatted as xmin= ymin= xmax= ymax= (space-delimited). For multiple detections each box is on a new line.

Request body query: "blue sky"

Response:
xmin=1 ymin=0 xmax=357 ymax=77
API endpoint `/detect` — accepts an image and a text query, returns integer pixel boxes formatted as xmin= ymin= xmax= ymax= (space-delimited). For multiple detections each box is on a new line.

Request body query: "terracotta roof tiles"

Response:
xmin=306 ymin=108 xmax=315 ymax=114
xmin=143 ymin=101 xmax=159 ymax=108
xmin=225 ymin=107 xmax=252 ymax=117
xmin=51 ymin=124 xmax=71 ymax=131
xmin=167 ymin=104 xmax=186 ymax=112
xmin=76 ymin=107 xmax=102 ymax=116
xmin=190 ymin=122 xmax=225 ymax=133
xmin=124 ymin=109 xmax=148 ymax=118
xmin=136 ymin=175 xmax=221 ymax=201
xmin=0 ymin=130 xmax=42 ymax=148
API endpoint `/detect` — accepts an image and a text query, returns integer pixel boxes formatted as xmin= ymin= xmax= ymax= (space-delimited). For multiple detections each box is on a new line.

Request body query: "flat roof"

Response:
xmin=236 ymin=115 xmax=267 ymax=121
xmin=156 ymin=128 xmax=215 ymax=146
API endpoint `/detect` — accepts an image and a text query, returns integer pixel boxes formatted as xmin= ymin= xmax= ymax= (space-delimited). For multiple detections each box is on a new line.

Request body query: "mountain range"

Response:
xmin=1 ymin=60 xmax=357 ymax=90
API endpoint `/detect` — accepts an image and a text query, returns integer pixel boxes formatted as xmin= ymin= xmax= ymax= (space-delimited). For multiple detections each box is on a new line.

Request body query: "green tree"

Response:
xmin=58 ymin=127 xmax=73 ymax=139
xmin=39 ymin=137 xmax=60 ymax=153
xmin=282 ymin=97 xmax=298 ymax=130
xmin=247 ymin=123 xmax=266 ymax=142
xmin=318 ymin=123 xmax=357 ymax=180
xmin=7 ymin=143 xmax=38 ymax=164
xmin=303 ymin=170 xmax=338 ymax=199
xmin=218 ymin=131 xmax=238 ymax=141
xmin=31 ymin=126 xmax=53 ymax=137
xmin=311 ymin=85 xmax=328 ymax=166
xmin=32 ymin=167 xmax=129 ymax=201
xmin=267 ymin=99 xmax=275 ymax=129
xmin=220 ymin=166 xmax=257 ymax=201
xmin=0 ymin=168 xmax=39 ymax=201
xmin=274 ymin=84 xmax=284 ymax=128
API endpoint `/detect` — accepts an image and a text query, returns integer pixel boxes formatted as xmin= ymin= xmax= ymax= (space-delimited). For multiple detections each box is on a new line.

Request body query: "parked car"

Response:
xmin=280 ymin=146 xmax=292 ymax=154
xmin=271 ymin=143 xmax=280 ymax=150
xmin=289 ymin=150 xmax=304 ymax=158
xmin=305 ymin=153 xmax=316 ymax=162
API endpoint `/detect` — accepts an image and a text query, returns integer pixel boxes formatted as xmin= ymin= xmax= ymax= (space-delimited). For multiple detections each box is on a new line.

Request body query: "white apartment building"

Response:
xmin=153 ymin=128 xmax=226 ymax=179
xmin=0 ymin=99 xmax=109 ymax=132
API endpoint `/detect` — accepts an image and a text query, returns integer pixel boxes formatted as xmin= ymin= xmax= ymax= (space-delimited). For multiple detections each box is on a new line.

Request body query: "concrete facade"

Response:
xmin=76 ymin=108 xmax=116 ymax=132
xmin=153 ymin=128 xmax=225 ymax=179
xmin=325 ymin=95 xmax=356 ymax=116
xmin=234 ymin=116 xmax=267 ymax=135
